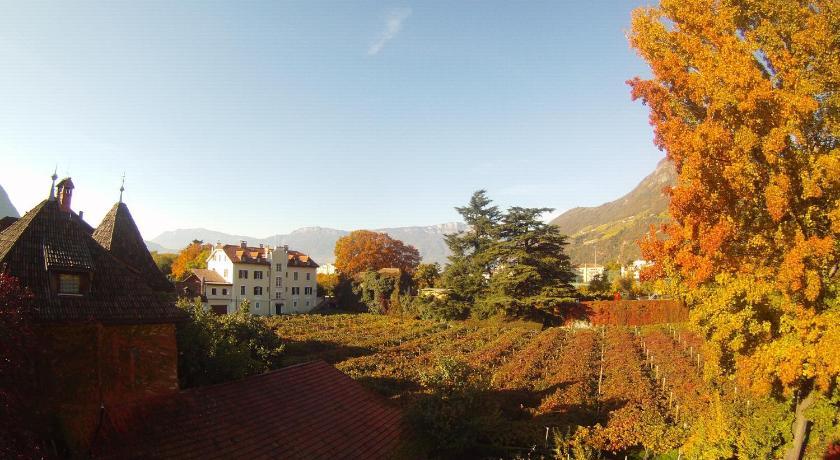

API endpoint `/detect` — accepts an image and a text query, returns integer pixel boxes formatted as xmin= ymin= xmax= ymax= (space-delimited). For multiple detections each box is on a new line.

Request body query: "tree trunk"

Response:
xmin=784 ymin=390 xmax=816 ymax=460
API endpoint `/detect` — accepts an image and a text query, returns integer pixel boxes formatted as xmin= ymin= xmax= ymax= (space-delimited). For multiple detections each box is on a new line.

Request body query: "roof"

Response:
xmin=288 ymin=250 xmax=319 ymax=268
xmin=219 ymin=244 xmax=270 ymax=266
xmin=94 ymin=361 xmax=407 ymax=459
xmin=93 ymin=202 xmax=173 ymax=292
xmin=0 ymin=199 xmax=186 ymax=325
xmin=0 ymin=216 xmax=18 ymax=232
xmin=185 ymin=269 xmax=231 ymax=285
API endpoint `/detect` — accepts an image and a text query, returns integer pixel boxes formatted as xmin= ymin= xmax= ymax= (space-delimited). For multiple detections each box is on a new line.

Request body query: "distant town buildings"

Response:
xmin=182 ymin=241 xmax=319 ymax=315
xmin=316 ymin=262 xmax=337 ymax=275
xmin=575 ymin=263 xmax=605 ymax=284
xmin=621 ymin=259 xmax=652 ymax=280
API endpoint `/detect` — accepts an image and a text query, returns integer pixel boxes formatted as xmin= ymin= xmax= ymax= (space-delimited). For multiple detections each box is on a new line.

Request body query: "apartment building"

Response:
xmin=193 ymin=241 xmax=319 ymax=315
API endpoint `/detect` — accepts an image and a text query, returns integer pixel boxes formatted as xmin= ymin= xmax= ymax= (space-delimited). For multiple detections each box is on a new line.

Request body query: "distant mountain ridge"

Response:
xmin=0 ymin=184 xmax=19 ymax=218
xmin=550 ymin=158 xmax=676 ymax=265
xmin=147 ymin=223 xmax=468 ymax=265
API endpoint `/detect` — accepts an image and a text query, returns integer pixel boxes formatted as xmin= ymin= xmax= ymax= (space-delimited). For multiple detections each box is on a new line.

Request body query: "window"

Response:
xmin=293 ymin=301 xmax=297 ymax=308
xmin=276 ymin=291 xmax=282 ymax=299
xmin=211 ymin=288 xmax=217 ymax=295
xmin=58 ymin=273 xmax=81 ymax=294
xmin=291 ymin=287 xmax=299 ymax=295
xmin=306 ymin=300 xmax=310 ymax=307
xmin=294 ymin=272 xmax=298 ymax=281
xmin=276 ymin=277 xmax=282 ymax=287
xmin=285 ymin=287 xmax=288 ymax=292
xmin=285 ymin=272 xmax=288 ymax=278
xmin=254 ymin=286 xmax=263 ymax=296
xmin=304 ymin=287 xmax=312 ymax=295
xmin=238 ymin=270 xmax=248 ymax=279
xmin=254 ymin=271 xmax=263 ymax=280
xmin=240 ymin=286 xmax=245 ymax=295
xmin=222 ymin=288 xmax=228 ymax=295
xmin=306 ymin=273 xmax=311 ymax=281
xmin=255 ymin=302 xmax=260 ymax=309
xmin=275 ymin=264 xmax=282 ymax=271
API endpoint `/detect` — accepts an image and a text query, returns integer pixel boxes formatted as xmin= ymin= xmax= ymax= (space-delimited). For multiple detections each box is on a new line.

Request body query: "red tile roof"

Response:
xmin=288 ymin=250 xmax=319 ymax=268
xmin=219 ymin=244 xmax=270 ymax=266
xmin=186 ymin=268 xmax=230 ymax=285
xmin=94 ymin=361 xmax=408 ymax=459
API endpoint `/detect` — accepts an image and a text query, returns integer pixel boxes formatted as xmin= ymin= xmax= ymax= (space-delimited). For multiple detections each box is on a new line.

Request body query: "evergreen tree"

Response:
xmin=442 ymin=190 xmax=501 ymax=301
xmin=475 ymin=207 xmax=577 ymax=319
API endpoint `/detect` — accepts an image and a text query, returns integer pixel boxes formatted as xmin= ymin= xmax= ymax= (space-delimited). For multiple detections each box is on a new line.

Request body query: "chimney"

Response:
xmin=78 ymin=211 xmax=84 ymax=220
xmin=56 ymin=178 xmax=75 ymax=213
xmin=240 ymin=240 xmax=247 ymax=249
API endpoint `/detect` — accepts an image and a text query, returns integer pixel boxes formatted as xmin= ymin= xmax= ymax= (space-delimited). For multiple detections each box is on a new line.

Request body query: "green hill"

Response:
xmin=551 ymin=158 xmax=675 ymax=265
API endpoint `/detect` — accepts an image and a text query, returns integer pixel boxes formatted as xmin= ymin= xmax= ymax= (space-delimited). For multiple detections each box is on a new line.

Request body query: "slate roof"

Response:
xmin=0 ymin=216 xmax=18 ymax=232
xmin=185 ymin=268 xmax=231 ymax=285
xmin=95 ymin=361 xmax=408 ymax=459
xmin=288 ymin=250 xmax=319 ymax=268
xmin=93 ymin=202 xmax=174 ymax=292
xmin=0 ymin=199 xmax=186 ymax=324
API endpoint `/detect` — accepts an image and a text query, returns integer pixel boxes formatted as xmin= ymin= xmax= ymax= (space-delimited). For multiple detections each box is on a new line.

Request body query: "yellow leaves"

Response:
xmin=764 ymin=173 xmax=791 ymax=222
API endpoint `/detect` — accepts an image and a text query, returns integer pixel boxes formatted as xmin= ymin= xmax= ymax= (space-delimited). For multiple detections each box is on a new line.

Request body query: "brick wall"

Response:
xmin=34 ymin=323 xmax=178 ymax=452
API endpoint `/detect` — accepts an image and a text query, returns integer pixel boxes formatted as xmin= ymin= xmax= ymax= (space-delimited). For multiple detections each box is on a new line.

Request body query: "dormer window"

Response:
xmin=58 ymin=273 xmax=82 ymax=295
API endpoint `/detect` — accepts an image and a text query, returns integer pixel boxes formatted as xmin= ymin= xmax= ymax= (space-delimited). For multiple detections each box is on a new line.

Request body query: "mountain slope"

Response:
xmin=0 ymin=184 xmax=19 ymax=218
xmin=551 ymin=158 xmax=676 ymax=265
xmin=148 ymin=223 xmax=467 ymax=265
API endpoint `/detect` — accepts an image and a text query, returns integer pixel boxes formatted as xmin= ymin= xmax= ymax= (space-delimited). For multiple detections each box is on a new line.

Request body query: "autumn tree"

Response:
xmin=316 ymin=273 xmax=340 ymax=297
xmin=170 ymin=240 xmax=212 ymax=280
xmin=333 ymin=230 xmax=421 ymax=277
xmin=629 ymin=1 xmax=839 ymax=457
xmin=150 ymin=251 xmax=177 ymax=277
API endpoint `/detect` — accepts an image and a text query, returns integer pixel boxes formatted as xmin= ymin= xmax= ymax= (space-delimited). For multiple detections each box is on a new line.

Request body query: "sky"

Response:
xmin=0 ymin=1 xmax=662 ymax=240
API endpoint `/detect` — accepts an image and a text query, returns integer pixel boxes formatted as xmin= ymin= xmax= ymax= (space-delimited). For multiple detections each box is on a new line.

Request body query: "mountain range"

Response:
xmin=550 ymin=158 xmax=675 ymax=265
xmin=0 ymin=184 xmax=19 ymax=218
xmin=147 ymin=223 xmax=467 ymax=266
xmin=2 ymin=159 xmax=674 ymax=268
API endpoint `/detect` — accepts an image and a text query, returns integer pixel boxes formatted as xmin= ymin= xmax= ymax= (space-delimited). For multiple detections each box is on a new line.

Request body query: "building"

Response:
xmin=575 ymin=263 xmax=605 ymax=284
xmin=316 ymin=262 xmax=337 ymax=275
xmin=621 ymin=259 xmax=652 ymax=280
xmin=186 ymin=241 xmax=319 ymax=315
xmin=0 ymin=177 xmax=186 ymax=452
xmin=1 ymin=176 xmax=407 ymax=457
xmin=95 ymin=361 xmax=406 ymax=459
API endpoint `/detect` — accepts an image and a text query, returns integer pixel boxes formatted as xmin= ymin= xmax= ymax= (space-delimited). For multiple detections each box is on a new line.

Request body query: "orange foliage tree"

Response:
xmin=170 ymin=240 xmax=213 ymax=280
xmin=334 ymin=230 xmax=421 ymax=277
xmin=629 ymin=0 xmax=839 ymax=456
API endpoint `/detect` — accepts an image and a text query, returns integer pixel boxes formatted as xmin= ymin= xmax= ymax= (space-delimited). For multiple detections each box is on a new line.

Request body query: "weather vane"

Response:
xmin=119 ymin=172 xmax=126 ymax=203
xmin=49 ymin=165 xmax=58 ymax=199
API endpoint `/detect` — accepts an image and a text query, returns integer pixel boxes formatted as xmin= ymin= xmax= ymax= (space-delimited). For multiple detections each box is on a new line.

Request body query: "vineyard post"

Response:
xmin=662 ymin=376 xmax=666 ymax=390
xmin=655 ymin=365 xmax=659 ymax=380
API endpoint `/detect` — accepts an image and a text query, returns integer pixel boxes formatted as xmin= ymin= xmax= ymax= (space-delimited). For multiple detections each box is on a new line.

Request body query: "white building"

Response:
xmin=575 ymin=263 xmax=605 ymax=284
xmin=621 ymin=259 xmax=652 ymax=280
xmin=316 ymin=263 xmax=337 ymax=275
xmin=193 ymin=241 xmax=319 ymax=315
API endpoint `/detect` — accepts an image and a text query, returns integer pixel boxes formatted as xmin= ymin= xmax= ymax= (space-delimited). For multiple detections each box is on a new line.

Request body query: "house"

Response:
xmin=317 ymin=262 xmax=337 ymax=275
xmin=575 ymin=263 xmax=605 ymax=284
xmin=191 ymin=241 xmax=319 ymax=315
xmin=94 ymin=360 xmax=406 ymax=459
xmin=621 ymin=259 xmax=652 ymax=280
xmin=0 ymin=177 xmax=186 ymax=452
xmin=1 ymin=176 xmax=409 ymax=457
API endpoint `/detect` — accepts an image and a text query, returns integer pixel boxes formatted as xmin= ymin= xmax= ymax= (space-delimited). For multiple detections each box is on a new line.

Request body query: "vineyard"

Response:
xmin=263 ymin=314 xmax=830 ymax=458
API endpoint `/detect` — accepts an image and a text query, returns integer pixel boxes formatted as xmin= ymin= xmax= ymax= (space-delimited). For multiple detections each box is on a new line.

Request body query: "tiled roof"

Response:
xmin=288 ymin=250 xmax=319 ymax=268
xmin=0 ymin=199 xmax=186 ymax=324
xmin=219 ymin=244 xmax=270 ymax=266
xmin=93 ymin=202 xmax=173 ymax=292
xmin=186 ymin=268 xmax=230 ymax=285
xmin=95 ymin=361 xmax=407 ymax=459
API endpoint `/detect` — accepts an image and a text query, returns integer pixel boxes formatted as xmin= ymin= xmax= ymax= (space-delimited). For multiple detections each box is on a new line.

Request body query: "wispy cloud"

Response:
xmin=367 ymin=8 xmax=412 ymax=56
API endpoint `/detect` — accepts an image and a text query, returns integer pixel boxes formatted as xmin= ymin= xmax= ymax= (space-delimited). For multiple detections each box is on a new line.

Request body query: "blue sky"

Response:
xmin=0 ymin=1 xmax=661 ymax=240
